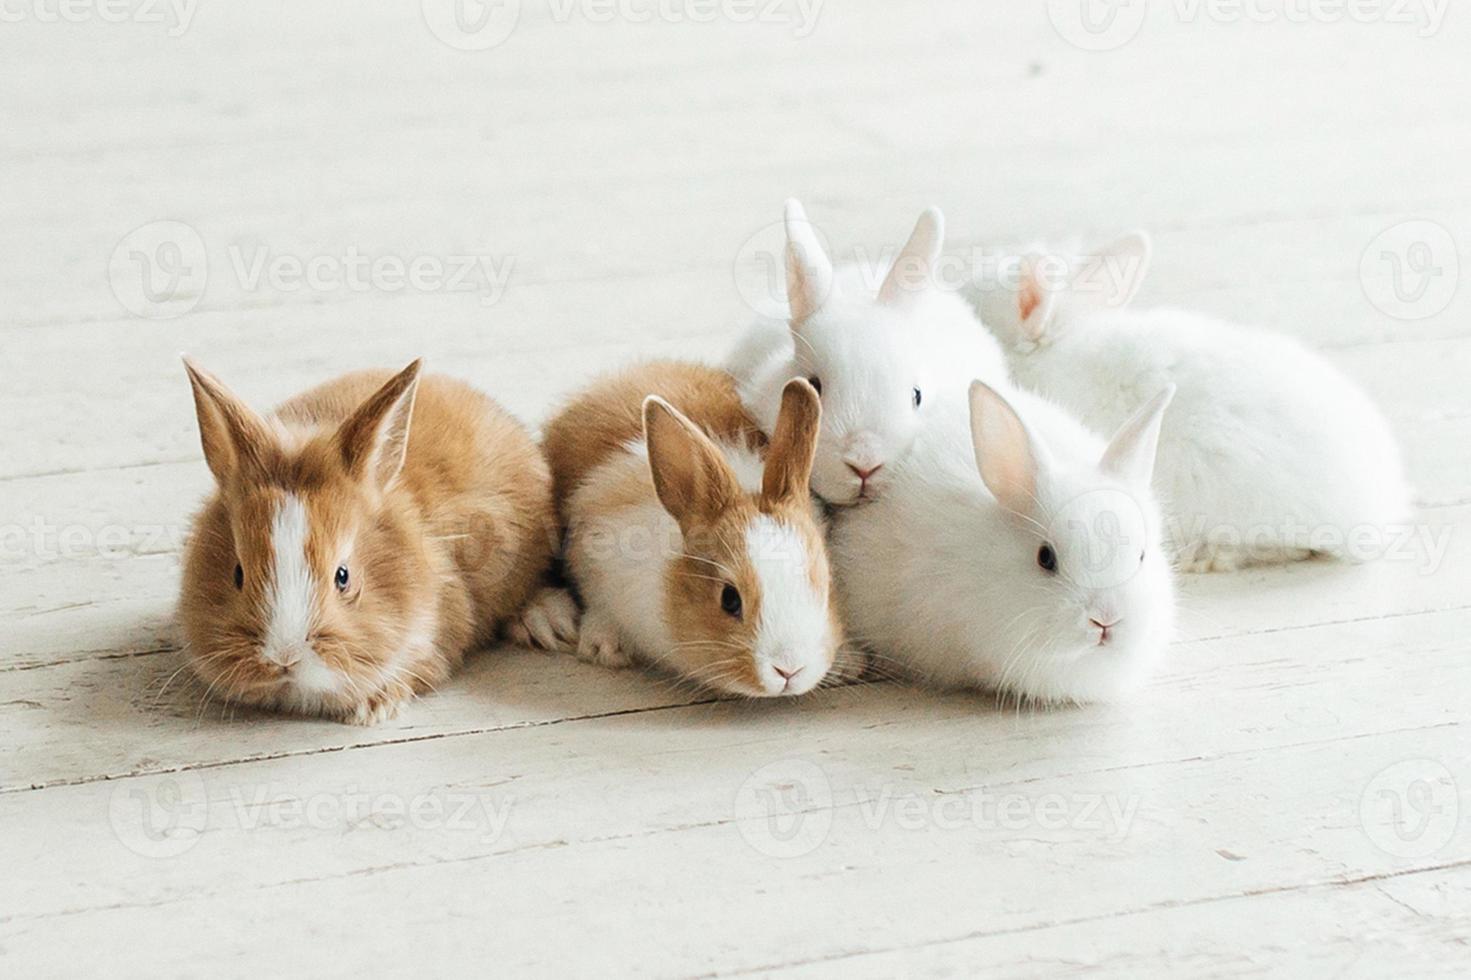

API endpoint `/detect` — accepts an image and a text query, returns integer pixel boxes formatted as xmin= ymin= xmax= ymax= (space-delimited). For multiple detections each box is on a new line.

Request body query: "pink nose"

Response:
xmin=847 ymin=462 xmax=883 ymax=481
xmin=1090 ymin=618 xmax=1120 ymax=644
xmin=773 ymin=665 xmax=803 ymax=681
xmin=267 ymin=646 xmax=305 ymax=669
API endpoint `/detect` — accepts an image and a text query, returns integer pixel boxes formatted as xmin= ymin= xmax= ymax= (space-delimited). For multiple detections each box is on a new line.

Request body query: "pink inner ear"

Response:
xmin=1018 ymin=277 xmax=1042 ymax=323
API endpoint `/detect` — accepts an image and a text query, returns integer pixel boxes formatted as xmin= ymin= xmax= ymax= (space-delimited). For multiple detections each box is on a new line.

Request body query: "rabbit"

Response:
xmin=540 ymin=360 xmax=856 ymax=696
xmin=830 ymin=379 xmax=1177 ymax=704
xmin=726 ymin=199 xmax=1010 ymax=507
xmin=177 ymin=358 xmax=557 ymax=725
xmin=967 ymin=231 xmax=1412 ymax=572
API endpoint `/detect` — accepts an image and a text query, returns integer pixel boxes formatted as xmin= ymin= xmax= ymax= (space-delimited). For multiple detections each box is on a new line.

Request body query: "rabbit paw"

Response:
xmin=577 ymin=608 xmax=632 ymax=669
xmin=509 ymin=587 xmax=581 ymax=653
xmin=1176 ymin=542 xmax=1247 ymax=574
xmin=345 ymin=687 xmax=411 ymax=726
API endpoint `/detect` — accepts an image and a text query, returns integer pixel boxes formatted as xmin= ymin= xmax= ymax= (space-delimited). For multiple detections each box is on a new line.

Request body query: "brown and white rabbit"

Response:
xmin=533 ymin=361 xmax=852 ymax=696
xmin=178 ymin=358 xmax=556 ymax=724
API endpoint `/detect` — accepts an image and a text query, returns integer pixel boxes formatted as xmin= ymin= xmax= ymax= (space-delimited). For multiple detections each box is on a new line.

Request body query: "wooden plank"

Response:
xmin=1 ymin=654 xmax=1465 ymax=972
xmin=2 ymin=2 xmax=1468 ymax=974
xmin=766 ymin=868 xmax=1471 ymax=977
xmin=1 ymin=302 xmax=1466 ymax=482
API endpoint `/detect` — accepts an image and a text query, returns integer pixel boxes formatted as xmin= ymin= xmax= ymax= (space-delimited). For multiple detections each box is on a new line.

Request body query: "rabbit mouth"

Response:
xmin=270 ymin=654 xmax=345 ymax=701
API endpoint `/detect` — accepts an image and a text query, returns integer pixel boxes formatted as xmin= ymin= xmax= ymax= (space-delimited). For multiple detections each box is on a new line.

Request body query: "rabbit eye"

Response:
xmin=807 ymin=376 xmax=822 ymax=397
xmin=233 ymin=564 xmax=244 ymax=590
xmin=720 ymin=584 xmax=743 ymax=619
xmin=1037 ymin=544 xmax=1058 ymax=573
xmin=334 ymin=565 xmax=351 ymax=593
xmin=912 ymin=387 xmax=923 ymax=409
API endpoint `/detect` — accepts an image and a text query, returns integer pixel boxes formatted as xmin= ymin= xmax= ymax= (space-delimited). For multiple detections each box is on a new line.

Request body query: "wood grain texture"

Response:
xmin=2 ymin=1 xmax=1468 ymax=975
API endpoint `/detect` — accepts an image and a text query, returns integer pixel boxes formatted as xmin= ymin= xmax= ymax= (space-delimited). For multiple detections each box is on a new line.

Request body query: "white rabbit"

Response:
xmin=967 ymin=232 xmax=1411 ymax=572
xmin=831 ymin=380 xmax=1177 ymax=704
xmin=727 ymin=199 xmax=1009 ymax=506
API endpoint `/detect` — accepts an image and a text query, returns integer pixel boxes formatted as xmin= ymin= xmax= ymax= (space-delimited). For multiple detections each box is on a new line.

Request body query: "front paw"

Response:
xmin=509 ymin=587 xmax=581 ymax=653
xmin=576 ymin=608 xmax=632 ymax=669
xmin=344 ymin=689 xmax=410 ymax=726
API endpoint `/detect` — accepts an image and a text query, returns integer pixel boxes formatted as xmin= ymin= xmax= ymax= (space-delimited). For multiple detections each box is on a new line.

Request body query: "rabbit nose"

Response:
xmin=846 ymin=462 xmax=883 ymax=481
xmin=772 ymin=664 xmax=806 ymax=692
xmin=266 ymin=644 xmax=306 ymax=669
xmin=1090 ymin=617 xmax=1120 ymax=644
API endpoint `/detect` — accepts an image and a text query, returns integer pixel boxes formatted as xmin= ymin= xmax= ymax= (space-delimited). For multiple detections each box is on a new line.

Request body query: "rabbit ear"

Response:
xmin=335 ymin=360 xmax=422 ymax=490
xmin=761 ymin=378 xmax=821 ymax=505
xmin=878 ymin=207 xmax=943 ymax=308
xmin=1100 ymin=384 xmax=1175 ymax=488
xmin=783 ymin=199 xmax=834 ymax=326
xmin=644 ymin=396 xmax=743 ymax=533
xmin=1015 ymin=255 xmax=1059 ymax=343
xmin=181 ymin=356 xmax=277 ymax=484
xmin=968 ymin=381 xmax=1048 ymax=517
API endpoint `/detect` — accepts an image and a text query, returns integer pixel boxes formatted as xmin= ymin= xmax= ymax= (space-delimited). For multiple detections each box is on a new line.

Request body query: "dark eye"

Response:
xmin=335 ymin=565 xmax=351 ymax=593
xmin=720 ymin=584 xmax=743 ymax=619
xmin=808 ymin=376 xmax=822 ymax=397
xmin=1037 ymin=544 xmax=1057 ymax=573
xmin=912 ymin=387 xmax=923 ymax=408
xmin=233 ymin=564 xmax=244 ymax=590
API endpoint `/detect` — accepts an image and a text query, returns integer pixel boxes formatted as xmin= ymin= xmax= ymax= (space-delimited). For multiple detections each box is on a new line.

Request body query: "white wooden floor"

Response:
xmin=3 ymin=3 xmax=1469 ymax=976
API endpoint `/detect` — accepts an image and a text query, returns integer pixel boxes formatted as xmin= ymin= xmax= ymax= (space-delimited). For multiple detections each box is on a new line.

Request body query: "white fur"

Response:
xmin=262 ymin=494 xmax=342 ymax=704
xmin=745 ymin=516 xmax=831 ymax=695
xmin=727 ymin=201 xmax=1009 ymax=506
xmin=263 ymin=496 xmax=314 ymax=663
xmin=568 ymin=438 xmax=831 ymax=696
xmin=969 ymin=235 xmax=1411 ymax=571
xmin=830 ymin=386 xmax=1176 ymax=704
